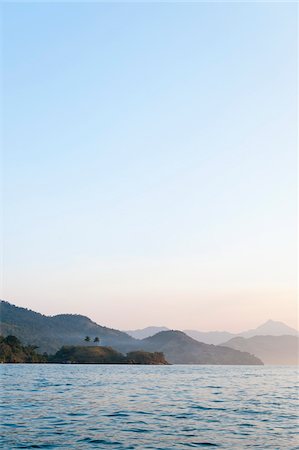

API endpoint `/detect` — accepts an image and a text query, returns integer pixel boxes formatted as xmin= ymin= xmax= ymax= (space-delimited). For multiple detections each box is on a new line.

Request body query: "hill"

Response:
xmin=0 ymin=301 xmax=136 ymax=354
xmin=52 ymin=346 xmax=168 ymax=365
xmin=126 ymin=326 xmax=170 ymax=339
xmin=0 ymin=335 xmax=47 ymax=363
xmin=139 ymin=330 xmax=263 ymax=365
xmin=0 ymin=334 xmax=168 ymax=365
xmin=222 ymin=335 xmax=299 ymax=365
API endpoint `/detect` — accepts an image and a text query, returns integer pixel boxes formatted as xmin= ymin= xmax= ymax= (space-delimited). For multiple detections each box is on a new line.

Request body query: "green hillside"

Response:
xmin=0 ymin=335 xmax=47 ymax=363
xmin=0 ymin=300 xmax=136 ymax=354
xmin=51 ymin=346 xmax=168 ymax=364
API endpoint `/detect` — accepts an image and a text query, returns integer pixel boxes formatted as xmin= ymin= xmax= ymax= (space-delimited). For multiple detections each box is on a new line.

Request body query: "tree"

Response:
xmin=94 ymin=337 xmax=100 ymax=345
xmin=4 ymin=335 xmax=21 ymax=347
xmin=84 ymin=336 xmax=91 ymax=343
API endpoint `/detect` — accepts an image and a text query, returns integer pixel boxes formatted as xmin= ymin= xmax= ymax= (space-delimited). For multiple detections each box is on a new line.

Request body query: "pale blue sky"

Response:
xmin=2 ymin=2 xmax=297 ymax=330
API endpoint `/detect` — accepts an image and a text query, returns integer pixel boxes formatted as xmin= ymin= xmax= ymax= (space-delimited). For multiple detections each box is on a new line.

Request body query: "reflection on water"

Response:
xmin=1 ymin=365 xmax=298 ymax=449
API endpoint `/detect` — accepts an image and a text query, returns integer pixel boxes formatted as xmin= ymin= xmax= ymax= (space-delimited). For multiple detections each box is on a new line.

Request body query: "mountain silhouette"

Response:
xmin=222 ymin=335 xmax=299 ymax=365
xmin=139 ymin=330 xmax=262 ymax=365
xmin=240 ymin=320 xmax=298 ymax=338
xmin=128 ymin=320 xmax=298 ymax=345
xmin=126 ymin=326 xmax=170 ymax=339
xmin=0 ymin=300 xmax=136 ymax=354
xmin=0 ymin=300 xmax=263 ymax=365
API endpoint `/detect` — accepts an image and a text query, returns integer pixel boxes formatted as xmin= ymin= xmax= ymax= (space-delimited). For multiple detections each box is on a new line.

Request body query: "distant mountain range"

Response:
xmin=0 ymin=300 xmax=262 ymax=365
xmin=126 ymin=320 xmax=298 ymax=344
xmin=126 ymin=326 xmax=170 ymax=340
xmin=222 ymin=335 xmax=299 ymax=365
xmin=125 ymin=320 xmax=299 ymax=365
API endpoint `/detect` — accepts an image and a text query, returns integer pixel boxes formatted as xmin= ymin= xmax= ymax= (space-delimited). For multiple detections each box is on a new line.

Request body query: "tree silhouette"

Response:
xmin=94 ymin=337 xmax=100 ymax=345
xmin=84 ymin=336 xmax=91 ymax=343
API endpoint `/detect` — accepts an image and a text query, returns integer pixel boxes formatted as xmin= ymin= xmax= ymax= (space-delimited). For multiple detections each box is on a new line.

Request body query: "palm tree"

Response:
xmin=94 ymin=337 xmax=100 ymax=345
xmin=84 ymin=336 xmax=91 ymax=343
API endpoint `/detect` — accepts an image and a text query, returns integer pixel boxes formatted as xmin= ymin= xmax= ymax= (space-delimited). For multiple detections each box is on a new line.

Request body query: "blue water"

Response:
xmin=1 ymin=365 xmax=298 ymax=449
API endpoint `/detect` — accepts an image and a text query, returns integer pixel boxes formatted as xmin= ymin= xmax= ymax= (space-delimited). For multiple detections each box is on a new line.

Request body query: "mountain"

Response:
xmin=126 ymin=326 xmax=234 ymax=343
xmin=126 ymin=326 xmax=170 ymax=339
xmin=184 ymin=321 xmax=298 ymax=344
xmin=0 ymin=301 xmax=137 ymax=354
xmin=0 ymin=300 xmax=263 ymax=364
xmin=129 ymin=321 xmax=298 ymax=345
xmin=183 ymin=330 xmax=235 ymax=345
xmin=240 ymin=320 xmax=298 ymax=338
xmin=222 ymin=335 xmax=299 ymax=365
xmin=139 ymin=330 xmax=263 ymax=365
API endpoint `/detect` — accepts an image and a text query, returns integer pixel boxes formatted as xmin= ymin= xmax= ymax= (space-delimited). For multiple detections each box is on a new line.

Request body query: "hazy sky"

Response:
xmin=2 ymin=2 xmax=297 ymax=331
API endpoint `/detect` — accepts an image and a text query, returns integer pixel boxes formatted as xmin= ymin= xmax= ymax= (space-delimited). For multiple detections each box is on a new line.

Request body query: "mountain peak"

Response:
xmin=241 ymin=320 xmax=298 ymax=338
xmin=261 ymin=319 xmax=285 ymax=326
xmin=126 ymin=326 xmax=169 ymax=340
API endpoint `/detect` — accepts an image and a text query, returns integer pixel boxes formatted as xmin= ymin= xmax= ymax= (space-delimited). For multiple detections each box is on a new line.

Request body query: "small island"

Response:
xmin=0 ymin=335 xmax=169 ymax=365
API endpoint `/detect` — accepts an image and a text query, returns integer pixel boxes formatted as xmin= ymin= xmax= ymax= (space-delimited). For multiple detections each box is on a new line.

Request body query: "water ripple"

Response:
xmin=0 ymin=365 xmax=298 ymax=449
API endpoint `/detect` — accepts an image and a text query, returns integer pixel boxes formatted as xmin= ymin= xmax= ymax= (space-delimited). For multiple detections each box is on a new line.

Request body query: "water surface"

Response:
xmin=1 ymin=365 xmax=298 ymax=449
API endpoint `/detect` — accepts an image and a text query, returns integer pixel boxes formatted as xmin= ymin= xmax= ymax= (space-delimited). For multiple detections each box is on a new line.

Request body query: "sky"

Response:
xmin=1 ymin=2 xmax=297 ymax=332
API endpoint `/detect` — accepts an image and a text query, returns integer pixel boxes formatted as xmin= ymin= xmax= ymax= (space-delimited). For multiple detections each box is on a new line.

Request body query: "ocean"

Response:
xmin=1 ymin=365 xmax=298 ymax=449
